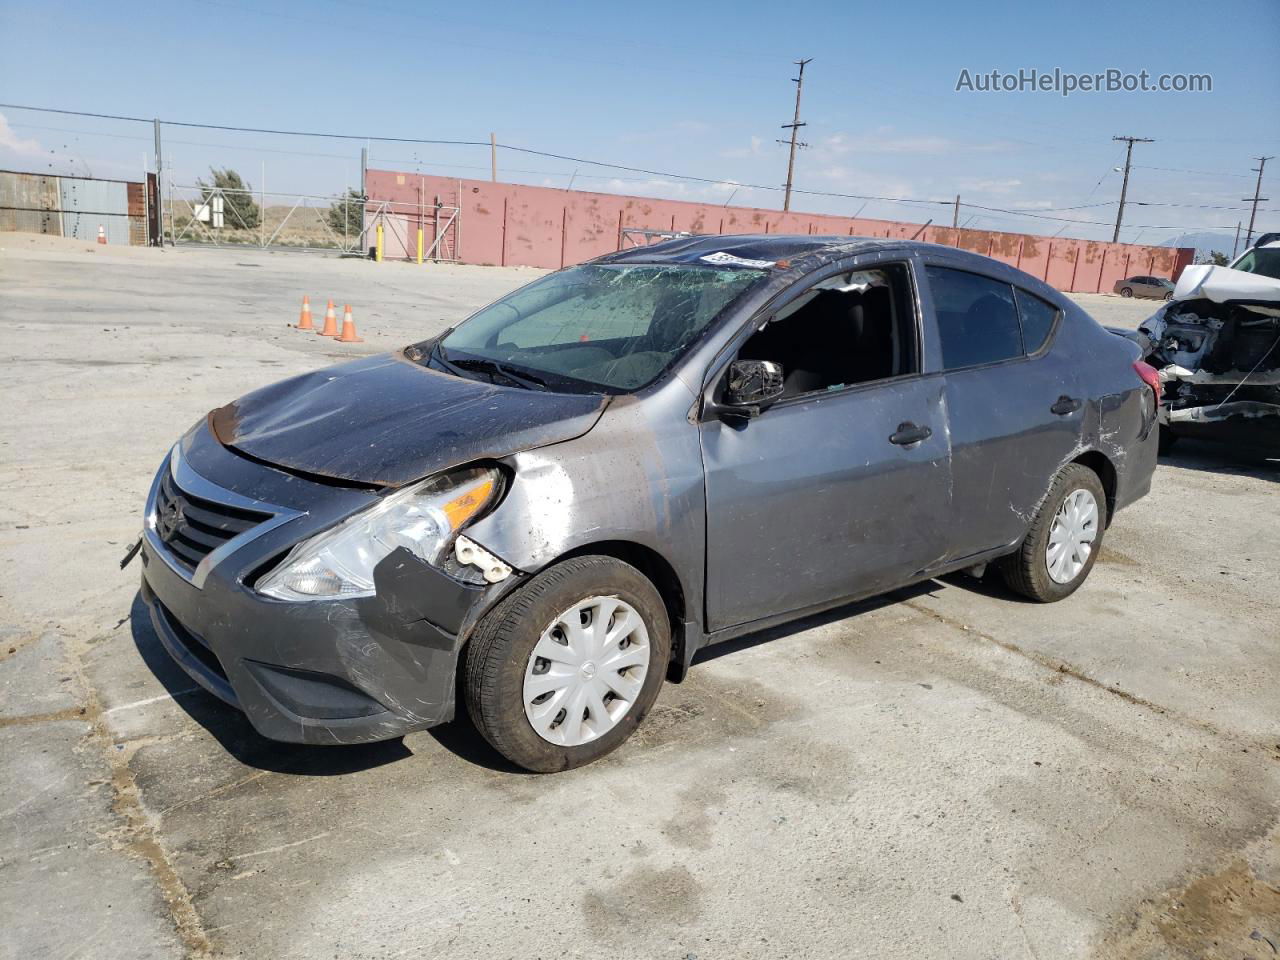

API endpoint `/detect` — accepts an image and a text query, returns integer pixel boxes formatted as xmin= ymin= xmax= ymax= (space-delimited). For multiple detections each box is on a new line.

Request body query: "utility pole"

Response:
xmin=152 ymin=118 xmax=164 ymax=246
xmin=1232 ymin=221 xmax=1242 ymax=259
xmin=490 ymin=133 xmax=498 ymax=183
xmin=1243 ymin=156 xmax=1272 ymax=247
xmin=777 ymin=58 xmax=812 ymax=212
xmin=1112 ymin=135 xmax=1154 ymax=243
xmin=952 ymin=195 xmax=960 ymax=229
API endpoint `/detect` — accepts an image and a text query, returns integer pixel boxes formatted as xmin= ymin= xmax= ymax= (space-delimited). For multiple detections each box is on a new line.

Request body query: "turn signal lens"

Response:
xmin=442 ymin=477 xmax=496 ymax=529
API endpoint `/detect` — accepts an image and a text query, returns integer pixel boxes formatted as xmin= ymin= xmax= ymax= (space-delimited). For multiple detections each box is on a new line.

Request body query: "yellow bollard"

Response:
xmin=375 ymin=222 xmax=384 ymax=263
xmin=416 ymin=227 xmax=424 ymax=264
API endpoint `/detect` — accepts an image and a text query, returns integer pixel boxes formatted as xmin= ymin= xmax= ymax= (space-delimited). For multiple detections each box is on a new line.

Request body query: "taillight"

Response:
xmin=1133 ymin=360 xmax=1162 ymax=403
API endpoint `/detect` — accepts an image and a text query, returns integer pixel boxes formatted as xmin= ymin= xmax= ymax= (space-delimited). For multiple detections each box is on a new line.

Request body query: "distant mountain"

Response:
xmin=1161 ymin=231 xmax=1239 ymax=259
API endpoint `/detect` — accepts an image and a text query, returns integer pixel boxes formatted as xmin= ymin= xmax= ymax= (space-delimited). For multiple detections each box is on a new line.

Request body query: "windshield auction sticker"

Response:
xmin=700 ymin=251 xmax=777 ymax=269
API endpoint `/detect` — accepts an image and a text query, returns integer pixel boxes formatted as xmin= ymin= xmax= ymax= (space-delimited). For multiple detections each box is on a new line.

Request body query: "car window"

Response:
xmin=735 ymin=262 xmax=919 ymax=399
xmin=1230 ymin=247 xmax=1280 ymax=280
xmin=1014 ymin=288 xmax=1060 ymax=354
xmin=925 ymin=266 xmax=1022 ymax=370
xmin=441 ymin=263 xmax=764 ymax=393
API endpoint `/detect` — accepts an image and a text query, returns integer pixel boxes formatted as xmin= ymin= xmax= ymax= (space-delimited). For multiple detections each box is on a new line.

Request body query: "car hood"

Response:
xmin=1172 ymin=264 xmax=1280 ymax=316
xmin=209 ymin=352 xmax=608 ymax=487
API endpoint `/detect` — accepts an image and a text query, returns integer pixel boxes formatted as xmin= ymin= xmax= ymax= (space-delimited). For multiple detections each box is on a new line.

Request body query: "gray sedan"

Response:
xmin=132 ymin=236 xmax=1160 ymax=771
xmin=1114 ymin=275 xmax=1175 ymax=299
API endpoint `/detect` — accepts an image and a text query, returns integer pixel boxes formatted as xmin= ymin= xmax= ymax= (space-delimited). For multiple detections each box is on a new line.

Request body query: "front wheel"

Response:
xmin=464 ymin=556 xmax=670 ymax=772
xmin=999 ymin=463 xmax=1107 ymax=602
xmin=1120 ymin=287 xmax=1134 ymax=298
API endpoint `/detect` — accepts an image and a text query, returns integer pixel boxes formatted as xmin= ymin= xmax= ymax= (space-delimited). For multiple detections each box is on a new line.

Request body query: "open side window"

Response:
xmin=735 ymin=262 xmax=919 ymax=399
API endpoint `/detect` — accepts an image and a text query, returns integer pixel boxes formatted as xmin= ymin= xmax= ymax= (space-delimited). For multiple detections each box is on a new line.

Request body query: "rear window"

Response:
xmin=1014 ymin=288 xmax=1060 ymax=354
xmin=926 ymin=266 xmax=1022 ymax=370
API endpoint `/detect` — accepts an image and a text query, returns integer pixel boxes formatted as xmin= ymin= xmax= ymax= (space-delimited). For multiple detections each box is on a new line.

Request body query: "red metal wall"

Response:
xmin=366 ymin=169 xmax=1194 ymax=293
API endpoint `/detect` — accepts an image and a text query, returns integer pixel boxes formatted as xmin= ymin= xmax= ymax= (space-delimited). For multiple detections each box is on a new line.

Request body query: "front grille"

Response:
xmin=154 ymin=467 xmax=271 ymax=572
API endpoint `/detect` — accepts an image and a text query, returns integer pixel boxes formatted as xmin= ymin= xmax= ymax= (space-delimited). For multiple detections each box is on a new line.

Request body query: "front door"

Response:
xmin=698 ymin=257 xmax=953 ymax=632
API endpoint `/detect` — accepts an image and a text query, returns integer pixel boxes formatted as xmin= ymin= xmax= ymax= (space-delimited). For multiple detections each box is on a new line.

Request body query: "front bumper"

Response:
xmin=137 ymin=425 xmax=501 ymax=745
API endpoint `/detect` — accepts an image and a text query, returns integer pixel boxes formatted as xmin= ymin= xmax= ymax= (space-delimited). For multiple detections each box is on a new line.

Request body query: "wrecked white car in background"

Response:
xmin=1138 ymin=235 xmax=1280 ymax=455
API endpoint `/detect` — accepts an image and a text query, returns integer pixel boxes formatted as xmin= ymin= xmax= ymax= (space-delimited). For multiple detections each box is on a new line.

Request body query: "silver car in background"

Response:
xmin=1114 ymin=275 xmax=1175 ymax=299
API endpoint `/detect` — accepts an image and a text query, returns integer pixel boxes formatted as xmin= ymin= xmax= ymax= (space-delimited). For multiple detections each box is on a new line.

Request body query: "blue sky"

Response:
xmin=1 ymin=0 xmax=1276 ymax=246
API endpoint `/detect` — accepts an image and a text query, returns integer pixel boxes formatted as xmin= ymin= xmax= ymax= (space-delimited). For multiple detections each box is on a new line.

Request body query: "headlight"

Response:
xmin=256 ymin=467 xmax=499 ymax=601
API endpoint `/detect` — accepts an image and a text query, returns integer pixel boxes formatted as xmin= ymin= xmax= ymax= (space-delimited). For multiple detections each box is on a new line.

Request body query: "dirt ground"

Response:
xmin=1 ymin=234 xmax=1277 ymax=960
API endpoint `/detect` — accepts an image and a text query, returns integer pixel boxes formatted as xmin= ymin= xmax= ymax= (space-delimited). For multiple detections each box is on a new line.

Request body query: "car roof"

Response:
xmin=597 ymin=233 xmax=1069 ymax=305
xmin=599 ymin=233 xmax=883 ymax=266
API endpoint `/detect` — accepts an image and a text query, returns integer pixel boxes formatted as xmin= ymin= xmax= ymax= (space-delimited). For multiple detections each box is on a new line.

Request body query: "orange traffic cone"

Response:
xmin=297 ymin=295 xmax=314 ymax=330
xmin=96 ymin=225 xmax=106 ymax=245
xmin=336 ymin=305 xmax=363 ymax=343
xmin=316 ymin=299 xmax=338 ymax=337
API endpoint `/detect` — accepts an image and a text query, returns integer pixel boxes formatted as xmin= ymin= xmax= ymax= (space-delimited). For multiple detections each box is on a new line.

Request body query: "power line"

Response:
xmin=1134 ymin=164 xmax=1253 ymax=180
xmin=0 ymin=101 xmax=1269 ymax=236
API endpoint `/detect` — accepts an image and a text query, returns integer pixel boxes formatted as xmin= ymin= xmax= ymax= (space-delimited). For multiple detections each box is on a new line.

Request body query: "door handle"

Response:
xmin=889 ymin=422 xmax=932 ymax=446
xmin=1050 ymin=395 xmax=1082 ymax=416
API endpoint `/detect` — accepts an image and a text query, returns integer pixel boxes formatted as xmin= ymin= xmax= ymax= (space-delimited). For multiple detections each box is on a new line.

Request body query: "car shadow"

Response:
xmin=691 ymin=579 xmax=946 ymax=667
xmin=129 ymin=592 xmax=412 ymax=775
xmin=424 ymin=710 xmax=531 ymax=775
xmin=1160 ymin=439 xmax=1279 ymax=483
xmin=127 ymin=571 xmax=1031 ymax=775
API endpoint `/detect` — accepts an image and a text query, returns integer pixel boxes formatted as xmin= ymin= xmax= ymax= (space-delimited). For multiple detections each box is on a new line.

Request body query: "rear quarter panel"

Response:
xmin=1069 ymin=305 xmax=1158 ymax=514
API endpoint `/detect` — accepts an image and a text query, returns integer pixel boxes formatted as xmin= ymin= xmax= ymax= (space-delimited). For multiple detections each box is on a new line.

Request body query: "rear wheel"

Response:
xmin=464 ymin=555 xmax=670 ymax=772
xmin=1120 ymin=287 xmax=1134 ymax=298
xmin=1000 ymin=463 xmax=1107 ymax=603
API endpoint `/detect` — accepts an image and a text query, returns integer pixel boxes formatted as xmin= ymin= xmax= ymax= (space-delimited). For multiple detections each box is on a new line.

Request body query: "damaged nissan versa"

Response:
xmin=131 ymin=236 xmax=1159 ymax=772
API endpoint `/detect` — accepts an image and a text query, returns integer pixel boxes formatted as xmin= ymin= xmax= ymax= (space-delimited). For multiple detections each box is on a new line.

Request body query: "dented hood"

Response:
xmin=1172 ymin=264 xmax=1280 ymax=315
xmin=210 ymin=353 xmax=607 ymax=487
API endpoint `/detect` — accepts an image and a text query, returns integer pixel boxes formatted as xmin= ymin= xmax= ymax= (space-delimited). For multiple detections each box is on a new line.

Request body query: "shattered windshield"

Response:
xmin=437 ymin=263 xmax=765 ymax=393
xmin=1231 ymin=247 xmax=1280 ymax=281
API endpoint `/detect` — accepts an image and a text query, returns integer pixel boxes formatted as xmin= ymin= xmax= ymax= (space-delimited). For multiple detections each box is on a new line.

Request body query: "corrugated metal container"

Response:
xmin=59 ymin=177 xmax=130 ymax=244
xmin=0 ymin=171 xmax=62 ymax=236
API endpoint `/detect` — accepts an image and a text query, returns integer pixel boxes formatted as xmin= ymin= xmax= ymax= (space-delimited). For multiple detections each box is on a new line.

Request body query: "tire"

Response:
xmin=1120 ymin=287 xmax=1134 ymax=298
xmin=1157 ymin=427 xmax=1179 ymax=455
xmin=1163 ymin=291 xmax=1173 ymax=301
xmin=464 ymin=555 xmax=670 ymax=772
xmin=999 ymin=463 xmax=1108 ymax=603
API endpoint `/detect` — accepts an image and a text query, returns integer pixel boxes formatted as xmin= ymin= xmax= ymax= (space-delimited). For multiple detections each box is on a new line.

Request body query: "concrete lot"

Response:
xmin=1 ymin=235 xmax=1277 ymax=960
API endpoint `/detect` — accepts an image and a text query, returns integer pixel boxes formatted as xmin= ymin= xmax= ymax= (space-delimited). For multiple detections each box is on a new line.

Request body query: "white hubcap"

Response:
xmin=1046 ymin=488 xmax=1099 ymax=584
xmin=523 ymin=595 xmax=650 ymax=747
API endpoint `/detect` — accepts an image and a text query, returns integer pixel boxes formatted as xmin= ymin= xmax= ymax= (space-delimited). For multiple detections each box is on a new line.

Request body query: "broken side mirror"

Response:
xmin=722 ymin=359 xmax=784 ymax=418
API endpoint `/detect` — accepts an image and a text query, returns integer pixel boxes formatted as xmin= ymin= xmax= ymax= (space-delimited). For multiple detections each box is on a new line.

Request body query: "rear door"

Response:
xmin=919 ymin=261 xmax=1083 ymax=560
xmin=699 ymin=254 xmax=953 ymax=631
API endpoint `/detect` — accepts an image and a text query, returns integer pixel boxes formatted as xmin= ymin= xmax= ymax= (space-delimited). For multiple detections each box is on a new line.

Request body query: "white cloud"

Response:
xmin=808 ymin=164 xmax=917 ymax=201
xmin=0 ymin=113 xmax=42 ymax=156
xmin=822 ymin=129 xmax=1010 ymax=156
xmin=957 ymin=178 xmax=1024 ymax=195
xmin=720 ymin=135 xmax=763 ymax=159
